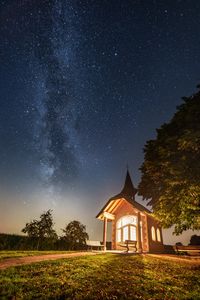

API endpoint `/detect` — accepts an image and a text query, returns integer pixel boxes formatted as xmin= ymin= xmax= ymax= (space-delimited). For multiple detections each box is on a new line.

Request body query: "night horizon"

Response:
xmin=1 ymin=0 xmax=200 ymax=245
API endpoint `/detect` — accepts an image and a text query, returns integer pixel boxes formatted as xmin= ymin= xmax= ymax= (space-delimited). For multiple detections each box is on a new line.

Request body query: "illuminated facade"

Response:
xmin=96 ymin=171 xmax=164 ymax=252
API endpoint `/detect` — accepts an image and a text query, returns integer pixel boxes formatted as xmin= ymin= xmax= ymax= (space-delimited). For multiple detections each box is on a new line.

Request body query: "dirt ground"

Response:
xmin=0 ymin=252 xmax=199 ymax=270
xmin=146 ymin=253 xmax=200 ymax=266
xmin=0 ymin=252 xmax=99 ymax=270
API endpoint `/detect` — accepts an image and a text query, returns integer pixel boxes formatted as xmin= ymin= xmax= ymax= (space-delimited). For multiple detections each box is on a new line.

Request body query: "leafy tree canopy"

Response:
xmin=189 ymin=235 xmax=200 ymax=245
xmin=22 ymin=209 xmax=57 ymax=249
xmin=62 ymin=220 xmax=89 ymax=249
xmin=138 ymin=86 xmax=200 ymax=234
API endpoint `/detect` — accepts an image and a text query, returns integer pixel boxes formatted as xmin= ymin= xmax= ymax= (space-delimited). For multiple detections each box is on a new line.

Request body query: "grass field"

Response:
xmin=0 ymin=250 xmax=71 ymax=261
xmin=0 ymin=253 xmax=200 ymax=299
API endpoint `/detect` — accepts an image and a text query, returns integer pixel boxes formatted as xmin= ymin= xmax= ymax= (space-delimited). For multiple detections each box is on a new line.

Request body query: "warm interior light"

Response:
xmin=116 ymin=215 xmax=137 ymax=242
xmin=117 ymin=215 xmax=137 ymax=228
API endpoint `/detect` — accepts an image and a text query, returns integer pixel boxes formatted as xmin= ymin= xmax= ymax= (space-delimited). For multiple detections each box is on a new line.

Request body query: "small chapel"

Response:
xmin=96 ymin=171 xmax=164 ymax=253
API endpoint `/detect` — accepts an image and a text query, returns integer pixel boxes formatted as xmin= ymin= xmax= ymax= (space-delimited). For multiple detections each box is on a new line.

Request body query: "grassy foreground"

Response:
xmin=0 ymin=251 xmax=71 ymax=261
xmin=0 ymin=253 xmax=200 ymax=299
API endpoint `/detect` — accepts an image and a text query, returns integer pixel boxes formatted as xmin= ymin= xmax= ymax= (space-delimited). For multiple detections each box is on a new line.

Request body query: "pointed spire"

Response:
xmin=126 ymin=163 xmax=129 ymax=171
xmin=120 ymin=170 xmax=137 ymax=201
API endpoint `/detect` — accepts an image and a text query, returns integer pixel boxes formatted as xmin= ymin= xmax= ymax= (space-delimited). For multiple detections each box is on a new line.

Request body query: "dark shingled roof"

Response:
xmin=96 ymin=171 xmax=151 ymax=218
xmin=110 ymin=170 xmax=137 ymax=202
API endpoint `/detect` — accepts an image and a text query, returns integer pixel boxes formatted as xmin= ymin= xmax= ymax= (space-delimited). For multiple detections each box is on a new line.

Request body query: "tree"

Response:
xmin=138 ymin=85 xmax=200 ymax=234
xmin=189 ymin=235 xmax=200 ymax=245
xmin=62 ymin=220 xmax=89 ymax=250
xmin=22 ymin=209 xmax=57 ymax=249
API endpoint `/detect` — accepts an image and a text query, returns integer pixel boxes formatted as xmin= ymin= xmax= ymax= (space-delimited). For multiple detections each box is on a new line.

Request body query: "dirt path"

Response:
xmin=0 ymin=252 xmax=100 ymax=270
xmin=146 ymin=253 xmax=200 ymax=266
xmin=1 ymin=252 xmax=199 ymax=270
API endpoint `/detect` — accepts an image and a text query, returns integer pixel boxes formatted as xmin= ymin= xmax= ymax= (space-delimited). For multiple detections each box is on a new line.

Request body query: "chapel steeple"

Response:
xmin=120 ymin=170 xmax=137 ymax=201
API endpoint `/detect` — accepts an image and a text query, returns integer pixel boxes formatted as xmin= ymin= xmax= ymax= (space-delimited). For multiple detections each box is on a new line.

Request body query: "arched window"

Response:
xmin=157 ymin=228 xmax=161 ymax=242
xmin=116 ymin=215 xmax=137 ymax=243
xmin=151 ymin=226 xmax=156 ymax=241
xmin=140 ymin=221 xmax=143 ymax=242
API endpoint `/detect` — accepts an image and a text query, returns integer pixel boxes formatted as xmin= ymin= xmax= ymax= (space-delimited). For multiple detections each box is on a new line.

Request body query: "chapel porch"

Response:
xmin=99 ymin=207 xmax=149 ymax=253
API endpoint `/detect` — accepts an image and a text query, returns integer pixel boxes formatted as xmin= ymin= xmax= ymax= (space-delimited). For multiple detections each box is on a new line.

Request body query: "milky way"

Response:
xmin=1 ymin=1 xmax=85 ymax=194
xmin=32 ymin=1 xmax=83 ymax=189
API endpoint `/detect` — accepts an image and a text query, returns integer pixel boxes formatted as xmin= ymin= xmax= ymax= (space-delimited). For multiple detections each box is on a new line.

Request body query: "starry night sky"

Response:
xmin=0 ymin=0 xmax=200 ymax=244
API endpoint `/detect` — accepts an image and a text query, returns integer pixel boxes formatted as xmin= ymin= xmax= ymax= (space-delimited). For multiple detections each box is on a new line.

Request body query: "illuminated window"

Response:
xmin=140 ymin=221 xmax=143 ymax=242
xmin=117 ymin=216 xmax=137 ymax=229
xmin=157 ymin=228 xmax=161 ymax=242
xmin=117 ymin=229 xmax=121 ymax=242
xmin=121 ymin=215 xmax=137 ymax=227
xmin=151 ymin=226 xmax=156 ymax=241
xmin=130 ymin=226 xmax=136 ymax=241
xmin=123 ymin=226 xmax=129 ymax=242
xmin=116 ymin=215 xmax=137 ymax=243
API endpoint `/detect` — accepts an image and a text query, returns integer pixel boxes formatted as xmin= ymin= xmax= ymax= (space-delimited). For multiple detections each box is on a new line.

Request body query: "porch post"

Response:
xmin=137 ymin=212 xmax=142 ymax=253
xmin=103 ymin=217 xmax=107 ymax=251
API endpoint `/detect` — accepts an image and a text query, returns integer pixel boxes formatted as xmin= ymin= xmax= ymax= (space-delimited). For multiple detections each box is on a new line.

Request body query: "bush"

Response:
xmin=0 ymin=233 xmax=66 ymax=250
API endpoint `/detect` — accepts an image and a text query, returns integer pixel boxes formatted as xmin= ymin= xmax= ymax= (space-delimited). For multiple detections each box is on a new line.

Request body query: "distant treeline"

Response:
xmin=0 ymin=233 xmax=87 ymax=251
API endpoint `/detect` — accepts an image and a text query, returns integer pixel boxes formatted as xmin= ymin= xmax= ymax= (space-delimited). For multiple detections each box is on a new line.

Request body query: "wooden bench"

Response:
xmin=86 ymin=240 xmax=104 ymax=250
xmin=119 ymin=240 xmax=137 ymax=252
xmin=174 ymin=245 xmax=200 ymax=256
